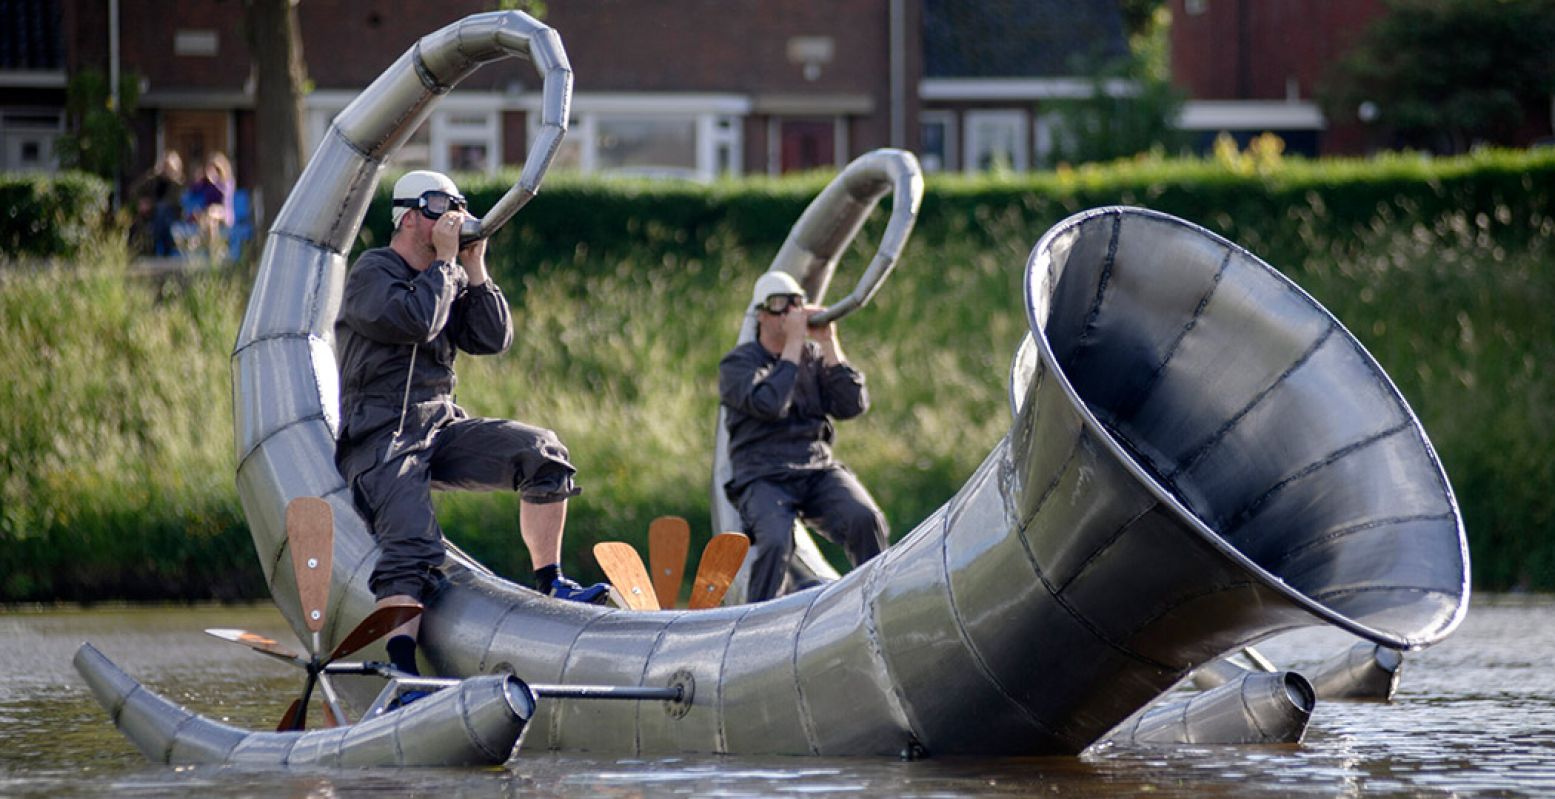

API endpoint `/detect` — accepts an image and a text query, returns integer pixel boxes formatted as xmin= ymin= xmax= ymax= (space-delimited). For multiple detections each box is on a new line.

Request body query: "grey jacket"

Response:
xmin=718 ymin=339 xmax=868 ymax=495
xmin=334 ymin=247 xmax=512 ymax=453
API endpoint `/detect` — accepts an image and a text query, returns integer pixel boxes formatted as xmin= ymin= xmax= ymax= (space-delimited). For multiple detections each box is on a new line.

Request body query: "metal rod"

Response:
xmin=529 ymin=684 xmax=684 ymax=701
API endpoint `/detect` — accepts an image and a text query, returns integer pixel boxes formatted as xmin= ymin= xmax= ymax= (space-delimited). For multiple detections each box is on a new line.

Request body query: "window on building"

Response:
xmin=528 ymin=98 xmax=748 ymax=181
xmin=0 ymin=108 xmax=64 ymax=172
xmin=964 ymin=109 xmax=1029 ymax=173
xmin=304 ymin=93 xmax=501 ymax=175
xmin=596 ymin=116 xmax=697 ymax=177
xmin=919 ymin=110 xmax=955 ymax=172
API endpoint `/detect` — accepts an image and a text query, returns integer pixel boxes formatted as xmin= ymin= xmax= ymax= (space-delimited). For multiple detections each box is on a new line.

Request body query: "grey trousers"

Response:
xmin=339 ymin=416 xmax=580 ymax=602
xmin=732 ymin=466 xmax=888 ymax=602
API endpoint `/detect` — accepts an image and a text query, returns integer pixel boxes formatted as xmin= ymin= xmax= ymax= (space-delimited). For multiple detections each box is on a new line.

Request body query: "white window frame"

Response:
xmin=918 ymin=109 xmax=956 ymax=172
xmin=964 ymin=109 xmax=1029 ymax=173
xmin=0 ymin=107 xmax=65 ymax=172
xmin=304 ymin=91 xmax=503 ymax=176
xmin=523 ymin=93 xmax=750 ymax=181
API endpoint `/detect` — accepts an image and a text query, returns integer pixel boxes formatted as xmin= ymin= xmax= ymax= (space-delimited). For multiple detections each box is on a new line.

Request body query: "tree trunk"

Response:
xmin=247 ymin=0 xmax=307 ymax=240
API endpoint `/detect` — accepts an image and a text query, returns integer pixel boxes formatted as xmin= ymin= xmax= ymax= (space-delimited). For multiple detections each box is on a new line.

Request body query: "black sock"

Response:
xmin=386 ymin=635 xmax=420 ymax=677
xmin=534 ymin=563 xmax=560 ymax=594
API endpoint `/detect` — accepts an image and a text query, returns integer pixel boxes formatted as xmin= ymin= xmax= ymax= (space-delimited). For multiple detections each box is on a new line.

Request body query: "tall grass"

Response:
xmin=1 ymin=166 xmax=1551 ymax=600
xmin=0 ymin=239 xmax=257 ymax=601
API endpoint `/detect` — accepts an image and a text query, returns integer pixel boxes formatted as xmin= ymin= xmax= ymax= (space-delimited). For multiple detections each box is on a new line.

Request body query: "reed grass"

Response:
xmin=1 ymin=165 xmax=1550 ymax=600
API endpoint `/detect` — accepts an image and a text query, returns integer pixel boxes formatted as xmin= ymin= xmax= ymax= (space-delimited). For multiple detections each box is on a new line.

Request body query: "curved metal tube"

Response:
xmin=232 ymin=10 xmax=569 ymax=655
xmin=1103 ymin=671 xmax=1315 ymax=746
xmin=234 ymin=12 xmax=1467 ymax=756
xmin=712 ymin=149 xmax=924 ymax=602
xmin=73 ymin=643 xmax=533 ymax=767
xmin=1308 ymin=642 xmax=1404 ymax=701
xmin=1192 ymin=641 xmax=1402 ymax=702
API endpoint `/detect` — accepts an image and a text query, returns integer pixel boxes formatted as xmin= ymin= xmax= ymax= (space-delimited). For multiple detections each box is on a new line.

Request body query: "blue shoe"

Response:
xmin=549 ymin=576 xmax=611 ymax=605
xmin=386 ymin=689 xmax=431 ymax=711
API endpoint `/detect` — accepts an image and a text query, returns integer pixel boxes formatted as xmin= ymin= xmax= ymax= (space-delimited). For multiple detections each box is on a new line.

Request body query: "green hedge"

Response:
xmin=0 ymin=171 xmax=112 ymax=260
xmin=359 ymin=147 xmax=1555 ymax=278
xmin=1 ymin=149 xmax=1550 ymax=601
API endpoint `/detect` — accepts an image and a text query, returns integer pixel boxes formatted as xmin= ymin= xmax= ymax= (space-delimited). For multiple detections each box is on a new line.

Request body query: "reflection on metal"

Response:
xmin=711 ymin=148 xmax=924 ymax=604
xmin=1309 ymin=642 xmax=1404 ymax=701
xmin=1104 ymin=671 xmax=1315 ymax=746
xmin=1192 ymin=641 xmax=1403 ymax=702
xmin=231 ymin=10 xmax=570 ymax=657
xmin=233 ymin=4 xmax=1468 ymax=755
xmin=73 ymin=643 xmax=533 ymax=767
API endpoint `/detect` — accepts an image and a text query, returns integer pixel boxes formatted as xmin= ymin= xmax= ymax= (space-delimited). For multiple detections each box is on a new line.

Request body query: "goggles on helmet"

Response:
xmin=392 ymin=190 xmax=468 ymax=220
xmin=758 ymin=293 xmax=805 ymax=314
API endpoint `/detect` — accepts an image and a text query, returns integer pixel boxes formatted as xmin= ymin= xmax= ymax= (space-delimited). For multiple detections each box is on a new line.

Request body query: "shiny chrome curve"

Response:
xmin=73 ymin=643 xmax=532 ymax=767
xmin=232 ymin=7 xmax=1467 ymax=757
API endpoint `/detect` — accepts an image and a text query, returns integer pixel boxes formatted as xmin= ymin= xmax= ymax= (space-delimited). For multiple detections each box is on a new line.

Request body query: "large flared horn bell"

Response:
xmin=924 ymin=206 xmax=1468 ymax=752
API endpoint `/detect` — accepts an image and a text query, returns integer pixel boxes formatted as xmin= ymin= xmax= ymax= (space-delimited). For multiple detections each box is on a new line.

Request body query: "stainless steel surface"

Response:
xmin=233 ymin=8 xmax=1467 ymax=758
xmin=72 ymin=643 xmax=532 ymax=767
xmin=711 ymin=149 xmax=924 ymax=603
xmin=1105 ymin=671 xmax=1315 ymax=746
xmin=1193 ymin=641 xmax=1401 ymax=701
xmin=1308 ymin=641 xmax=1404 ymax=701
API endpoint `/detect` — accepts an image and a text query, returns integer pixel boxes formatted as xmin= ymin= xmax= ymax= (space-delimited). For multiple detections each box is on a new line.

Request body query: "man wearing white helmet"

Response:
xmin=718 ymin=271 xmax=889 ymax=602
xmin=335 ymin=170 xmax=607 ymax=688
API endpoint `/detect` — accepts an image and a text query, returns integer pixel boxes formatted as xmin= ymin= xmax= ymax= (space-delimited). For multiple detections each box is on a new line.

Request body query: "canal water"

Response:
xmin=1 ymin=596 xmax=1552 ymax=797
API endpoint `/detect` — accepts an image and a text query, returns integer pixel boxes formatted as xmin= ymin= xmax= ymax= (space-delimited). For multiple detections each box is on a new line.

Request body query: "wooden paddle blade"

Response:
xmin=648 ymin=516 xmax=691 ymax=609
xmin=593 ymin=542 xmax=660 ymax=611
xmin=204 ymin=627 xmax=306 ymax=664
xmin=689 ymin=532 xmax=750 ymax=610
xmin=326 ymin=600 xmax=424 ymax=662
xmin=277 ymin=698 xmax=305 ymax=732
xmin=286 ymin=497 xmax=334 ymax=635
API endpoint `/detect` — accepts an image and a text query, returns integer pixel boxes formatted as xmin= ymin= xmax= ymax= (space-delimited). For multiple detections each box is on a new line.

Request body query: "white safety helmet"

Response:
xmin=750 ymin=271 xmax=807 ymax=312
xmin=391 ymin=170 xmax=463 ymax=227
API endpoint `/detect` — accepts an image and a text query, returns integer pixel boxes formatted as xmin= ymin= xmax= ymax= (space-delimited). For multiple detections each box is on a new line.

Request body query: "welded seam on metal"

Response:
xmin=1016 ymin=431 xmax=1082 ymax=534
xmin=1011 ymin=458 xmax=1178 ymax=671
xmin=389 ymin=694 xmax=406 ymax=765
xmin=1057 ymin=500 xmax=1159 ymax=595
xmin=1076 ymin=211 xmax=1125 ymax=348
xmin=166 ymin=712 xmax=197 ymax=763
xmin=236 ymin=414 xmax=334 ymax=472
xmin=1167 ymin=324 xmax=1338 ymax=481
xmin=791 ymin=587 xmax=828 ymax=755
xmin=459 ymin=683 xmax=505 ymax=762
xmin=714 ymin=603 xmax=760 ymax=754
xmin=943 ymin=459 xmax=1065 ymax=739
xmin=231 ymin=330 xmax=316 ymax=360
xmin=860 ymin=543 xmax=919 ymax=745
xmin=1238 ymin=677 xmax=1271 ymax=739
xmin=1263 ymin=512 xmax=1457 ymax=568
xmin=267 ymin=218 xmax=350 ymax=257
xmin=1180 ymin=688 xmax=1195 ymax=744
xmin=548 ymin=608 xmax=610 ymax=747
xmin=1127 ymin=579 xmax=1260 ymax=650
xmin=634 ymin=615 xmax=678 ymax=755
xmin=1224 ymin=421 xmax=1414 ymax=531
xmin=1111 ymin=247 xmax=1233 ymax=426
xmin=476 ymin=603 xmax=523 ymax=673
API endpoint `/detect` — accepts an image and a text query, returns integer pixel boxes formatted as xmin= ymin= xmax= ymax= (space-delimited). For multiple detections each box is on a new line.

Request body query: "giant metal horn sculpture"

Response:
xmin=231 ymin=6 xmax=1467 ymax=757
xmin=427 ymin=205 xmax=1467 ymax=756
xmin=712 ymin=148 xmax=924 ymax=603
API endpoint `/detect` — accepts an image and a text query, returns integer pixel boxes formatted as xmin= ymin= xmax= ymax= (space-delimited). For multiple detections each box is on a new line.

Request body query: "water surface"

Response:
xmin=2 ymin=597 xmax=1551 ymax=797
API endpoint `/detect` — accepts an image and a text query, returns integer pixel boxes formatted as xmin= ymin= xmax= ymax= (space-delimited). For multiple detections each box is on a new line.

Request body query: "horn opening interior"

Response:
xmin=1027 ymin=209 xmax=1466 ymax=647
